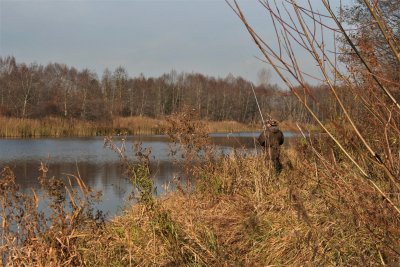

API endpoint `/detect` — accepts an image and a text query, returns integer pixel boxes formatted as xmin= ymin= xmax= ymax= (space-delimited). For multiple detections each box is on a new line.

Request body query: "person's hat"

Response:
xmin=266 ymin=119 xmax=278 ymax=127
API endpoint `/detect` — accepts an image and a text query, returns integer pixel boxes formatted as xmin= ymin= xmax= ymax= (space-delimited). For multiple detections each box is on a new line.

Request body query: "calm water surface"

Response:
xmin=0 ymin=132 xmax=296 ymax=218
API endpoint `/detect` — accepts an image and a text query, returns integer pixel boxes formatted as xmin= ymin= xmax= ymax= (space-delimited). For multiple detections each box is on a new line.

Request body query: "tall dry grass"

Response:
xmin=82 ymin=108 xmax=398 ymax=266
xmin=0 ymin=117 xmax=109 ymax=138
xmin=205 ymin=120 xmax=254 ymax=133
xmin=0 ymin=163 xmax=105 ymax=266
xmin=1 ymin=106 xmax=399 ymax=265
xmin=0 ymin=115 xmax=265 ymax=138
xmin=82 ymin=143 xmax=400 ymax=265
xmin=111 ymin=116 xmax=167 ymax=135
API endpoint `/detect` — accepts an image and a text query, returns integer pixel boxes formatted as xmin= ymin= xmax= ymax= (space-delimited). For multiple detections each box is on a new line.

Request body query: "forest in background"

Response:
xmin=0 ymin=56 xmax=356 ymax=125
xmin=0 ymin=1 xmax=399 ymax=129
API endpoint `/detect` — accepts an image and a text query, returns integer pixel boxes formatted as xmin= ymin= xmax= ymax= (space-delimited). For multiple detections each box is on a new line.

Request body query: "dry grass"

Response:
xmin=1 ymin=109 xmax=399 ymax=266
xmin=205 ymin=120 xmax=255 ymax=133
xmin=0 ymin=115 xmax=265 ymax=138
xmin=112 ymin=115 xmax=309 ymax=137
xmin=0 ymin=116 xmax=109 ymax=137
xmin=81 ymin=145 xmax=399 ymax=266
xmin=0 ymin=163 xmax=105 ymax=266
xmin=112 ymin=116 xmax=168 ymax=135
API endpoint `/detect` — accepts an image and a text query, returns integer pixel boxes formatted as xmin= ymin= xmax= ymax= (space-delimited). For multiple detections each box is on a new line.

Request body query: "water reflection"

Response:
xmin=0 ymin=132 xmax=296 ymax=217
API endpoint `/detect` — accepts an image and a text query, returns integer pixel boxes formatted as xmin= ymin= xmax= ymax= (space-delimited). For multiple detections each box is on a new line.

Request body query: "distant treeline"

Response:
xmin=0 ymin=56 xmax=349 ymax=124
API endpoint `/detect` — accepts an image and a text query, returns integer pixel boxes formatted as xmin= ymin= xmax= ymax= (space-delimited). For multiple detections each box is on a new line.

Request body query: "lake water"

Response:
xmin=0 ymin=132 xmax=296 ymax=218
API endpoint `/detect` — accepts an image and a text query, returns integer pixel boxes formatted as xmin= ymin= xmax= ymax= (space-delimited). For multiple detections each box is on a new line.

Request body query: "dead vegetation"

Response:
xmin=0 ymin=163 xmax=104 ymax=266
xmin=1 ymin=105 xmax=399 ymax=266
xmin=0 ymin=115 xmax=261 ymax=138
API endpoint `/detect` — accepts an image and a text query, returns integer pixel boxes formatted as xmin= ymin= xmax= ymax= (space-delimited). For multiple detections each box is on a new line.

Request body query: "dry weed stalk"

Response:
xmin=165 ymin=105 xmax=212 ymax=191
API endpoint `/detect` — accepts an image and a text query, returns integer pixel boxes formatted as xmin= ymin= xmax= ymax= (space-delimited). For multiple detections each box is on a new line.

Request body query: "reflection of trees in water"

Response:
xmin=5 ymin=161 xmax=42 ymax=190
xmin=4 ymin=159 xmax=181 ymax=202
xmin=151 ymin=161 xmax=181 ymax=195
xmin=1 ymin=158 xmax=192 ymax=218
xmin=3 ymin=136 xmax=297 ymax=191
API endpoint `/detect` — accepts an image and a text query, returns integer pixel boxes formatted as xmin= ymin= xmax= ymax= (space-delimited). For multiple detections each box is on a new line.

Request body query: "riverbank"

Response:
xmin=80 ymin=145 xmax=398 ymax=266
xmin=0 ymin=116 xmax=308 ymax=138
xmin=1 ymin=111 xmax=399 ymax=266
xmin=1 ymin=144 xmax=398 ymax=265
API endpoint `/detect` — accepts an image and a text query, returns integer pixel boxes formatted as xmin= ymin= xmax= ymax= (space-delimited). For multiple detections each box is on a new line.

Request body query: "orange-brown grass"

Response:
xmin=107 ymin=116 xmax=258 ymax=135
xmin=80 ymin=145 xmax=399 ymax=266
xmin=0 ymin=114 xmax=310 ymax=138
xmin=83 ymin=108 xmax=400 ymax=265
xmin=0 ymin=116 xmax=109 ymax=137
xmin=0 ymin=163 xmax=105 ymax=266
xmin=0 ymin=116 xmax=259 ymax=138
xmin=205 ymin=120 xmax=255 ymax=133
xmin=112 ymin=116 xmax=168 ymax=135
xmin=0 ymin=116 xmax=167 ymax=137
xmin=1 ymin=108 xmax=399 ymax=266
xmin=1 ymin=143 xmax=399 ymax=265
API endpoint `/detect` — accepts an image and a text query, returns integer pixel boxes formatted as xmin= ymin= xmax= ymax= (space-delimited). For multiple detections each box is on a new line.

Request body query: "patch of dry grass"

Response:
xmin=205 ymin=120 xmax=254 ymax=133
xmin=111 ymin=116 xmax=167 ymax=135
xmin=1 ymin=109 xmax=399 ymax=266
xmin=0 ymin=116 xmax=109 ymax=137
xmin=85 ymin=109 xmax=400 ymax=265
xmin=81 ymin=146 xmax=399 ymax=266
xmin=0 ymin=164 xmax=105 ymax=266
xmin=0 ymin=115 xmax=261 ymax=138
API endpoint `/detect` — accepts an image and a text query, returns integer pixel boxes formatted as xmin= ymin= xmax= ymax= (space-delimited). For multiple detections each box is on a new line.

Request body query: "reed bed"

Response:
xmin=112 ymin=116 xmax=168 ymax=135
xmin=0 ymin=117 xmax=109 ymax=138
xmin=0 ymin=116 xmax=174 ymax=137
xmin=205 ymin=120 xmax=254 ymax=133
xmin=0 ymin=116 xmax=266 ymax=138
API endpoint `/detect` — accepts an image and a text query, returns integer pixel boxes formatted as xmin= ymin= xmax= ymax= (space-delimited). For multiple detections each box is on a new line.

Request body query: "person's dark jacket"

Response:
xmin=258 ymin=126 xmax=284 ymax=148
xmin=258 ymin=126 xmax=284 ymax=173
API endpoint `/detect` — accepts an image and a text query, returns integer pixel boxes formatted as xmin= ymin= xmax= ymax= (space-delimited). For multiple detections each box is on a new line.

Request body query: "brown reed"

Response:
xmin=1 ymin=108 xmax=399 ymax=265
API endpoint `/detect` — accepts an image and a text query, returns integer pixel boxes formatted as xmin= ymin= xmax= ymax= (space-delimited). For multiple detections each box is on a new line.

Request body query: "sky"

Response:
xmin=0 ymin=0 xmax=349 ymax=86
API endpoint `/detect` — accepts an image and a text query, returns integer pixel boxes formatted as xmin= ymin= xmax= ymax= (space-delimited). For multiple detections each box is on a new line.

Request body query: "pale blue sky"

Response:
xmin=0 ymin=0 xmax=348 ymax=86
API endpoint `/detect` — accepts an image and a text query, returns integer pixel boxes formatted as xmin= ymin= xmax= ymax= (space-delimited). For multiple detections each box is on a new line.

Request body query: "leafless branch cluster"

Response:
xmin=227 ymin=0 xmax=400 ymax=262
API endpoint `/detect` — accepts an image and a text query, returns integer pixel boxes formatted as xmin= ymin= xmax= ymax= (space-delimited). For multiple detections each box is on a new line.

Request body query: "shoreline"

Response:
xmin=0 ymin=116 xmax=312 ymax=138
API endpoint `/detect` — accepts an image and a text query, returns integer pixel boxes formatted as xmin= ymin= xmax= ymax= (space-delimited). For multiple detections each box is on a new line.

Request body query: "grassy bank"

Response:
xmin=1 ymin=146 xmax=398 ymax=266
xmin=1 ymin=111 xmax=399 ymax=266
xmin=88 ymin=151 xmax=394 ymax=266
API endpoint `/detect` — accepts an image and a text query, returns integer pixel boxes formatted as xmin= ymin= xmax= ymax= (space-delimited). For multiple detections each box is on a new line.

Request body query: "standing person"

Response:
xmin=258 ymin=119 xmax=284 ymax=173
